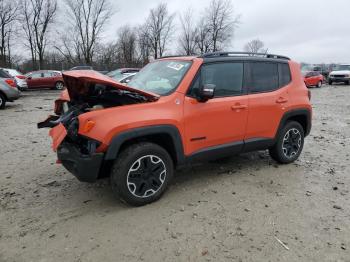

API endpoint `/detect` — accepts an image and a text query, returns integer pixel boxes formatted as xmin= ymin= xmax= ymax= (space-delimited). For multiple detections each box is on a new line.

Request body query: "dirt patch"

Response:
xmin=0 ymin=87 xmax=349 ymax=261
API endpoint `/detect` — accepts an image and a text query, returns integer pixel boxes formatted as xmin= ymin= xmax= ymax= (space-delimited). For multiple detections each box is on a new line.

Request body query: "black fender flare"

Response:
xmin=277 ymin=108 xmax=312 ymax=137
xmin=104 ymin=125 xmax=186 ymax=165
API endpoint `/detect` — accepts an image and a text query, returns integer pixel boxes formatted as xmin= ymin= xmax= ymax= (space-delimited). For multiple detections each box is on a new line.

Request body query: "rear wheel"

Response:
xmin=269 ymin=121 xmax=304 ymax=164
xmin=0 ymin=93 xmax=6 ymax=109
xmin=55 ymin=81 xmax=64 ymax=90
xmin=110 ymin=142 xmax=174 ymax=206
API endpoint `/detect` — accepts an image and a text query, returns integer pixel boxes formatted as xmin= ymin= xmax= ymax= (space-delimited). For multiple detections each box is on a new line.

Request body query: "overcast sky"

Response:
xmin=103 ymin=0 xmax=350 ymax=64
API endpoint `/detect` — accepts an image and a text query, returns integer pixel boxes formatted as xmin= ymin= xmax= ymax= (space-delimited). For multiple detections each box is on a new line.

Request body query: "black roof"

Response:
xmin=160 ymin=52 xmax=290 ymax=63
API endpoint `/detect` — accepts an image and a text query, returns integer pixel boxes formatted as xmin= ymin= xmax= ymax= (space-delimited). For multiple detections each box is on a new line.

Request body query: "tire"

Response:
xmin=110 ymin=142 xmax=174 ymax=206
xmin=0 ymin=93 xmax=6 ymax=109
xmin=55 ymin=81 xmax=64 ymax=90
xmin=269 ymin=121 xmax=305 ymax=164
xmin=328 ymin=80 xmax=332 ymax=85
xmin=316 ymin=81 xmax=322 ymax=88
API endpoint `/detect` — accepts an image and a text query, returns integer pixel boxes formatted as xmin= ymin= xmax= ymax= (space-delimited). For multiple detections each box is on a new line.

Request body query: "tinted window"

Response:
xmin=248 ymin=62 xmax=278 ymax=93
xmin=279 ymin=63 xmax=291 ymax=87
xmin=202 ymin=62 xmax=243 ymax=97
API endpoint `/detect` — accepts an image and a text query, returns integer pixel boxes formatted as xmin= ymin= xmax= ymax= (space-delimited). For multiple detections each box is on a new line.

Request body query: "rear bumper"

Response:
xmin=57 ymin=142 xmax=104 ymax=183
xmin=6 ymin=88 xmax=21 ymax=101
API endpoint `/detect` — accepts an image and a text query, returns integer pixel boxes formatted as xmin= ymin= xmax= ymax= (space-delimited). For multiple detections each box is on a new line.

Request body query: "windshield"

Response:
xmin=127 ymin=60 xmax=191 ymax=95
xmin=107 ymin=69 xmax=124 ymax=81
xmin=334 ymin=65 xmax=350 ymax=71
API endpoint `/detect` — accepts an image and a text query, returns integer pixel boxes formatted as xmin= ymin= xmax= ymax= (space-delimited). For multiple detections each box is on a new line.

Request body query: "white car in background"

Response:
xmin=2 ymin=68 xmax=28 ymax=91
xmin=328 ymin=64 xmax=350 ymax=85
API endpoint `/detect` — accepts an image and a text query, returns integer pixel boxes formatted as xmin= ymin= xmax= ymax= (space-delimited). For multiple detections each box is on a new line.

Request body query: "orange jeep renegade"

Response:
xmin=39 ymin=52 xmax=312 ymax=206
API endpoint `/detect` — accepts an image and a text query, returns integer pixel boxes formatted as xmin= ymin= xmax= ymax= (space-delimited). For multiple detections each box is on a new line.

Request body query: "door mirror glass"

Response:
xmin=198 ymin=84 xmax=215 ymax=102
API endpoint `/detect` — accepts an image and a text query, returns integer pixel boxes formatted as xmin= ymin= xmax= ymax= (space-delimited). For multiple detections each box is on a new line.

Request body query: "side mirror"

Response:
xmin=197 ymin=84 xmax=215 ymax=102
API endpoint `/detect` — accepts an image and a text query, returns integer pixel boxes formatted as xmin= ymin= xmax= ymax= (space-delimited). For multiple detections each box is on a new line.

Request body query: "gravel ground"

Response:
xmin=0 ymin=85 xmax=349 ymax=262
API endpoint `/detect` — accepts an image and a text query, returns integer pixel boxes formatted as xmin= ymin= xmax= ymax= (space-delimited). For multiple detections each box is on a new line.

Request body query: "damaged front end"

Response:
xmin=38 ymin=70 xmax=159 ymax=182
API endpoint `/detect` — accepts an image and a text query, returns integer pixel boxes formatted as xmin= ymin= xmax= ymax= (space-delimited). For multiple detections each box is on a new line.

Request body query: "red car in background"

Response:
xmin=26 ymin=70 xmax=65 ymax=90
xmin=304 ymin=71 xmax=324 ymax=88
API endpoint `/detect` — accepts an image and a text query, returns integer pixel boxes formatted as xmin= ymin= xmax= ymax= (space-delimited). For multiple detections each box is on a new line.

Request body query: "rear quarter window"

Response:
xmin=0 ymin=69 xmax=11 ymax=78
xmin=279 ymin=63 xmax=292 ymax=87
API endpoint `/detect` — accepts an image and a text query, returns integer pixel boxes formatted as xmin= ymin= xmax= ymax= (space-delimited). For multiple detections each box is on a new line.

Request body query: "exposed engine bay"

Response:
xmin=38 ymin=82 xmax=154 ymax=155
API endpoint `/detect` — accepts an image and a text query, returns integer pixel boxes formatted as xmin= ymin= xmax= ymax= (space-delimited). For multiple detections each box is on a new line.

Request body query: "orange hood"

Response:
xmin=62 ymin=70 xmax=160 ymax=101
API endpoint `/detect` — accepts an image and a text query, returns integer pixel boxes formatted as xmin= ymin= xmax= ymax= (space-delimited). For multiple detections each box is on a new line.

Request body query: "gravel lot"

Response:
xmin=0 ymin=85 xmax=350 ymax=262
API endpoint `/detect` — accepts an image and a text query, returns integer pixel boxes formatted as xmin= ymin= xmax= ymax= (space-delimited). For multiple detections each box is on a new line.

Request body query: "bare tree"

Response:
xmin=137 ymin=23 xmax=152 ymax=64
xmin=116 ymin=25 xmax=138 ymax=67
xmin=205 ymin=0 xmax=240 ymax=52
xmin=178 ymin=9 xmax=197 ymax=55
xmin=20 ymin=0 xmax=57 ymax=69
xmin=0 ymin=0 xmax=18 ymax=67
xmin=194 ymin=17 xmax=213 ymax=54
xmin=61 ymin=0 xmax=113 ymax=65
xmin=145 ymin=3 xmax=175 ymax=59
xmin=244 ymin=39 xmax=267 ymax=54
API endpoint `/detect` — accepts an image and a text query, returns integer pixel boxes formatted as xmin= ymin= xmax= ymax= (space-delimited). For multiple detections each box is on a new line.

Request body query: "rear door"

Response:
xmin=184 ymin=61 xmax=248 ymax=156
xmin=244 ymin=62 xmax=291 ymax=141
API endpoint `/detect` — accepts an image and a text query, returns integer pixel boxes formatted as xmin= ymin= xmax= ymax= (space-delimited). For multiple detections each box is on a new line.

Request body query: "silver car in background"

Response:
xmin=2 ymin=68 xmax=28 ymax=91
xmin=0 ymin=69 xmax=21 ymax=109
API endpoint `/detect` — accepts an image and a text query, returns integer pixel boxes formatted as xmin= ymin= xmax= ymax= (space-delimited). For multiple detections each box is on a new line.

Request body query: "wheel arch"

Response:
xmin=277 ymin=109 xmax=312 ymax=137
xmin=105 ymin=125 xmax=186 ymax=167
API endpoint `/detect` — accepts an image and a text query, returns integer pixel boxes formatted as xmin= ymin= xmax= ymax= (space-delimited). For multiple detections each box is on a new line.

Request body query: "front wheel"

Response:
xmin=0 ymin=93 xmax=6 ymax=109
xmin=55 ymin=81 xmax=64 ymax=90
xmin=269 ymin=121 xmax=305 ymax=164
xmin=110 ymin=142 xmax=174 ymax=206
xmin=328 ymin=80 xmax=333 ymax=85
xmin=316 ymin=81 xmax=322 ymax=88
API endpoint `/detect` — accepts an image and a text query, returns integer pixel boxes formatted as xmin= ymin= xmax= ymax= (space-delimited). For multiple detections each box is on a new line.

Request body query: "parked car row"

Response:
xmin=0 ymin=69 xmax=21 ymax=109
xmin=302 ymin=63 xmax=350 ymax=88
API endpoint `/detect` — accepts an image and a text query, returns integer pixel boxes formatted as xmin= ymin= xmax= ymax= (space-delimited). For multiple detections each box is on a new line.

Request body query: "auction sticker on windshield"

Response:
xmin=167 ymin=62 xmax=185 ymax=71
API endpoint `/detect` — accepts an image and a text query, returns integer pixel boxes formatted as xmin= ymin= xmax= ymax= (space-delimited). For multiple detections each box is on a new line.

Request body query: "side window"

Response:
xmin=202 ymin=62 xmax=243 ymax=97
xmin=43 ymin=72 xmax=53 ymax=77
xmin=247 ymin=62 xmax=278 ymax=93
xmin=31 ymin=73 xmax=42 ymax=79
xmin=279 ymin=63 xmax=291 ymax=87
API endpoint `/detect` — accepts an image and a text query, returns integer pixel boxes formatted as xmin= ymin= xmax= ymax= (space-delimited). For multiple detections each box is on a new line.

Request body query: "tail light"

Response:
xmin=5 ymin=79 xmax=17 ymax=88
xmin=16 ymin=75 xmax=26 ymax=79
xmin=308 ymin=90 xmax=311 ymax=101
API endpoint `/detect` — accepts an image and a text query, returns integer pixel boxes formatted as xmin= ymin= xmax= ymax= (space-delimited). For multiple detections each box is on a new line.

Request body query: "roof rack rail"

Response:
xmin=201 ymin=51 xmax=290 ymax=60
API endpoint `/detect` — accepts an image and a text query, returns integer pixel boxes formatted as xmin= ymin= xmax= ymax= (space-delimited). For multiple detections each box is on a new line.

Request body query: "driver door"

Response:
xmin=184 ymin=62 xmax=248 ymax=156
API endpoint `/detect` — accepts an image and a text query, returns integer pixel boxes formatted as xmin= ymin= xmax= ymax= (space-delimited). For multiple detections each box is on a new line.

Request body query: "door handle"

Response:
xmin=276 ymin=97 xmax=288 ymax=104
xmin=231 ymin=104 xmax=248 ymax=110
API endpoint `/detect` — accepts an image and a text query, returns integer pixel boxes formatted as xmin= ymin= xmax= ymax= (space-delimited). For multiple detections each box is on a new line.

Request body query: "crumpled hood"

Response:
xmin=62 ymin=70 xmax=159 ymax=101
